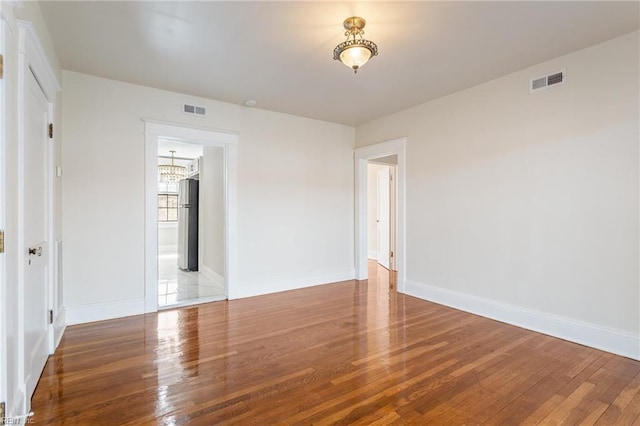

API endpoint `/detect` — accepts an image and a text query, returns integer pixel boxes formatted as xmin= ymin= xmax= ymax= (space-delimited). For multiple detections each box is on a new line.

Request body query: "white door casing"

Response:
xmin=143 ymin=120 xmax=238 ymax=312
xmin=377 ymin=167 xmax=390 ymax=269
xmin=354 ymin=138 xmax=406 ymax=291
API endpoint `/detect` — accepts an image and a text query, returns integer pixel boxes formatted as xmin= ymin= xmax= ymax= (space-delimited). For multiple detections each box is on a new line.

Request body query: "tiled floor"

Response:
xmin=158 ymin=253 xmax=226 ymax=308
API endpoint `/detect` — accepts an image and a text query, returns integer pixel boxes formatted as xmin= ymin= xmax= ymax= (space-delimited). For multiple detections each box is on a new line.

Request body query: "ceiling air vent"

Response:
xmin=183 ymin=103 xmax=206 ymax=116
xmin=531 ymin=77 xmax=547 ymax=91
xmin=530 ymin=70 xmax=565 ymax=93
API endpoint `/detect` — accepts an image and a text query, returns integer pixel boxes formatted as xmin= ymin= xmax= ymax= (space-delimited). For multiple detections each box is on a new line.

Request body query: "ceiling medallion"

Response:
xmin=333 ymin=16 xmax=379 ymax=74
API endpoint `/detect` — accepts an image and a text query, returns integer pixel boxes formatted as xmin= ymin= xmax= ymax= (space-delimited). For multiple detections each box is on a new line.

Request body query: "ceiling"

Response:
xmin=39 ymin=1 xmax=639 ymax=127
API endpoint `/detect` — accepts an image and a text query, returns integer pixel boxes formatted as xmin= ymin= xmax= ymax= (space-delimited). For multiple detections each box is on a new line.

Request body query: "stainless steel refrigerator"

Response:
xmin=177 ymin=178 xmax=199 ymax=271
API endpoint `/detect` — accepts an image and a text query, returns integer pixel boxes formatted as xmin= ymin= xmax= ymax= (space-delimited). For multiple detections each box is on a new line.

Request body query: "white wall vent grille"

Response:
xmin=530 ymin=70 xmax=565 ymax=93
xmin=183 ymin=103 xmax=206 ymax=116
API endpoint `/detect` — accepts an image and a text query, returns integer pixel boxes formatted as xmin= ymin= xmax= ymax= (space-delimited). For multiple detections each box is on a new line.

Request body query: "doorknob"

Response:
xmin=28 ymin=246 xmax=42 ymax=256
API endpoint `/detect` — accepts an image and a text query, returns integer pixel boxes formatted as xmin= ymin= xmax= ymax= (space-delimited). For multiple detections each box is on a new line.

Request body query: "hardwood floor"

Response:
xmin=32 ymin=262 xmax=640 ymax=425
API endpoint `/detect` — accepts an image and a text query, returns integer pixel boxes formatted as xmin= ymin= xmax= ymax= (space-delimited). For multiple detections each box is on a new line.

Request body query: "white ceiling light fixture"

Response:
xmin=333 ymin=16 xmax=379 ymax=74
xmin=158 ymin=150 xmax=186 ymax=183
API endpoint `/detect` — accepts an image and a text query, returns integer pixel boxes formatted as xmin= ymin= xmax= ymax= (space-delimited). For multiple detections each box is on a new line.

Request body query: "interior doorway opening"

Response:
xmin=144 ymin=121 xmax=238 ymax=313
xmin=354 ymin=138 xmax=406 ymax=293
xmin=156 ymin=140 xmax=226 ymax=308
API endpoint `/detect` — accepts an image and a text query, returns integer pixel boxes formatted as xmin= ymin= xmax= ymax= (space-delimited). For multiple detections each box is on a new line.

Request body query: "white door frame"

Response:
xmin=17 ymin=20 xmax=59 ymax=413
xmin=143 ymin=120 xmax=238 ymax=312
xmin=354 ymin=138 xmax=406 ymax=292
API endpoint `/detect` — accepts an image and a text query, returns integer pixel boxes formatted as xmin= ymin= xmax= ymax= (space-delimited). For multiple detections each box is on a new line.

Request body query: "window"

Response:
xmin=158 ymin=193 xmax=178 ymax=222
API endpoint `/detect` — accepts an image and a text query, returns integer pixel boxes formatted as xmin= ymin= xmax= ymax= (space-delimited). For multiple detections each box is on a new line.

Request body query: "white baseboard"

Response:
xmin=405 ymin=279 xmax=640 ymax=361
xmin=368 ymin=250 xmax=378 ymax=260
xmin=231 ymin=268 xmax=355 ymax=299
xmin=200 ymin=264 xmax=225 ymax=288
xmin=65 ymin=297 xmax=146 ymax=325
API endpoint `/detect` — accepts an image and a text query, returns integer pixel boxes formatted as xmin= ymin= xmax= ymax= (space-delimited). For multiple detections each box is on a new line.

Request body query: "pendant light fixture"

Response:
xmin=158 ymin=150 xmax=186 ymax=183
xmin=333 ymin=16 xmax=379 ymax=73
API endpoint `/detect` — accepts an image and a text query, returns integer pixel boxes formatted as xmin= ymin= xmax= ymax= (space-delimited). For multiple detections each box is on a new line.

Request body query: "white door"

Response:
xmin=377 ymin=167 xmax=390 ymax=269
xmin=0 ymin=15 xmax=6 ymax=416
xmin=23 ymin=70 xmax=50 ymax=400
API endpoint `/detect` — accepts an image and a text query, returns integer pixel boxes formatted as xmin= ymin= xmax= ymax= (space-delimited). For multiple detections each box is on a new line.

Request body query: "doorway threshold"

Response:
xmin=159 ymin=294 xmax=227 ymax=310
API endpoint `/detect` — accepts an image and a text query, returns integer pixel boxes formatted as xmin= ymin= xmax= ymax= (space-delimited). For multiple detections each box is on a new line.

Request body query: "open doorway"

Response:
xmin=354 ymin=138 xmax=406 ymax=292
xmin=144 ymin=121 xmax=238 ymax=313
xmin=156 ymin=140 xmax=226 ymax=308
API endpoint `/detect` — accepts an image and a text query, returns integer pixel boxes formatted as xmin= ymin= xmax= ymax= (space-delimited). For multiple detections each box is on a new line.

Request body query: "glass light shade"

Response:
xmin=339 ymin=46 xmax=372 ymax=70
xmin=333 ymin=17 xmax=378 ymax=73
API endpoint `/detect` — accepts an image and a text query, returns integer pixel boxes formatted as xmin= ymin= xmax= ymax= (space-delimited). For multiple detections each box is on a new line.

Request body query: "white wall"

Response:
xmin=200 ymin=146 xmax=225 ymax=282
xmin=356 ymin=31 xmax=640 ymax=359
xmin=367 ymin=164 xmax=387 ymax=259
xmin=62 ymin=71 xmax=354 ymax=315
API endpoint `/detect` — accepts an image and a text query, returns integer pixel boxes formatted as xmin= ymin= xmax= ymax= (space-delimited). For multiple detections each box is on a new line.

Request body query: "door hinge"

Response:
xmin=48 ymin=123 xmax=54 ymax=139
xmin=390 ymin=251 xmax=394 ymax=258
xmin=49 ymin=310 xmax=54 ymax=324
xmin=0 ymin=54 xmax=3 ymax=79
xmin=0 ymin=230 xmax=4 ymax=254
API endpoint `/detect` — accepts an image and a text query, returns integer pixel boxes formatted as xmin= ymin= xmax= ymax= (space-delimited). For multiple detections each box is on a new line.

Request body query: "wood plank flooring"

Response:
xmin=32 ymin=262 xmax=640 ymax=424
